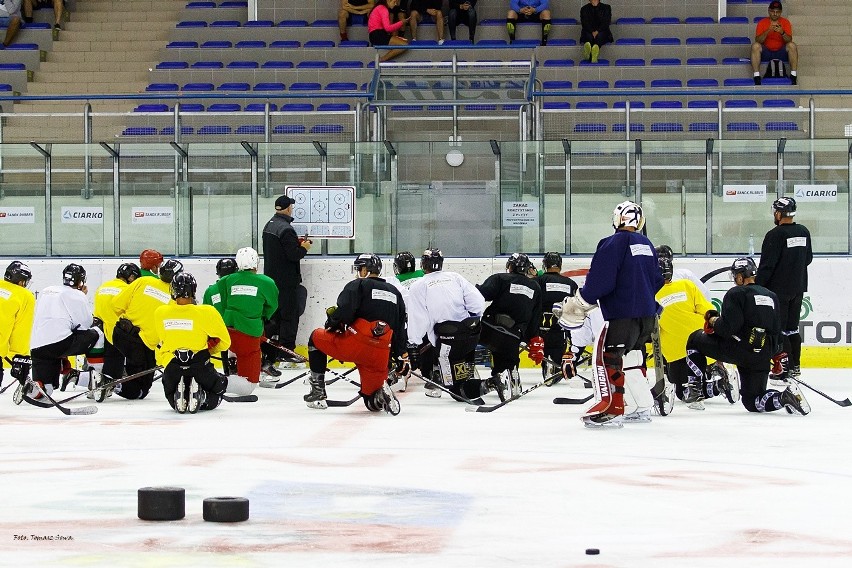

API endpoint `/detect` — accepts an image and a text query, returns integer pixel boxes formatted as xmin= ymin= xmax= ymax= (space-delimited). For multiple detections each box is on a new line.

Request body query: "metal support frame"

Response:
xmin=777 ymin=137 xmax=787 ymax=197
xmin=490 ymin=139 xmax=502 ymax=252
xmin=263 ymin=102 xmax=272 ymax=198
xmin=313 ymin=140 xmax=328 ymax=186
xmin=31 ymin=143 xmax=52 ymax=255
xmin=634 ymin=139 xmax=642 ymax=205
xmin=170 ymin=141 xmax=189 ymax=255
xmin=241 ymin=141 xmax=259 ymax=249
xmin=562 ymin=139 xmax=571 ymax=253
xmin=706 ymin=138 xmax=714 ymax=255
xmin=848 ymin=140 xmax=852 ymax=253
xmin=99 ymin=143 xmax=120 ymax=255
xmin=83 ymin=103 xmax=92 ymax=199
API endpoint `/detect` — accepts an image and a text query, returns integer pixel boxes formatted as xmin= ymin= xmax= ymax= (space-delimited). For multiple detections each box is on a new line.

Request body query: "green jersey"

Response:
xmin=217 ymin=271 xmax=279 ymax=337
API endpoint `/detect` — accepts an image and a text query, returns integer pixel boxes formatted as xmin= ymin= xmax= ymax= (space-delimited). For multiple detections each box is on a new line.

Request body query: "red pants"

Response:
xmin=310 ymin=318 xmax=392 ymax=395
xmin=227 ymin=328 xmax=262 ymax=383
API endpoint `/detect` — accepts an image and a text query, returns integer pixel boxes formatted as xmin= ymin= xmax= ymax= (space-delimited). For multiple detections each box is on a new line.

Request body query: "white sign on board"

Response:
xmin=722 ymin=185 xmax=767 ymax=203
xmin=502 ymin=201 xmax=539 ymax=227
xmin=794 ymin=184 xmax=838 ymax=202
xmin=131 ymin=207 xmax=174 ymax=224
xmin=61 ymin=207 xmax=104 ymax=224
xmin=0 ymin=206 xmax=35 ymax=224
xmin=286 ymin=185 xmax=356 ymax=239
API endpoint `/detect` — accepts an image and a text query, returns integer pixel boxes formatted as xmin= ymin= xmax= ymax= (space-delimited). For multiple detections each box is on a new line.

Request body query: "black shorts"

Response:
xmin=517 ymin=12 xmax=542 ymax=23
xmin=369 ymin=29 xmax=392 ymax=46
xmin=411 ymin=0 xmax=442 ymax=13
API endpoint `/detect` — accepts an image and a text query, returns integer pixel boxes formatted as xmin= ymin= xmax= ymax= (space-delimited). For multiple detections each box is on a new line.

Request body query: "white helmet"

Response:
xmin=235 ymin=247 xmax=259 ymax=270
xmin=612 ymin=200 xmax=645 ymax=231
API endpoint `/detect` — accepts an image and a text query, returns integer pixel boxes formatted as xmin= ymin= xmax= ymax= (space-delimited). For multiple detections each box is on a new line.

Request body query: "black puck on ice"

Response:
xmin=585 ymin=548 xmax=600 ymax=555
xmin=138 ymin=486 xmax=186 ymax=521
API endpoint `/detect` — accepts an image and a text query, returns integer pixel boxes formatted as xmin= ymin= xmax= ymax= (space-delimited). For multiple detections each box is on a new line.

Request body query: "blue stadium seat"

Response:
xmin=687 ymin=57 xmax=717 ymax=66
xmin=650 ymin=101 xmax=683 ymax=109
xmin=236 ymin=125 xmax=266 ymax=134
xmin=304 ymin=40 xmax=336 ymax=48
xmin=579 ymin=58 xmax=608 ymax=66
xmin=725 ymin=99 xmax=758 ymax=108
xmin=146 ymin=83 xmax=179 ymax=92
xmin=543 ymin=59 xmax=575 ymax=67
xmin=217 ymin=82 xmax=250 ymax=91
xmin=244 ymin=20 xmax=274 ymax=27
xmin=157 ymin=61 xmax=189 ymax=69
xmin=578 ymin=80 xmax=609 ymax=89
xmin=651 ymin=122 xmax=684 ymax=132
xmin=278 ymin=20 xmax=309 ymax=27
xmin=339 ymin=41 xmax=370 ymax=47
xmin=651 ymin=79 xmax=682 ymax=88
xmin=310 ymin=124 xmax=345 ymax=134
xmin=289 ymin=82 xmax=322 ymax=91
xmin=227 ymin=61 xmax=259 ymax=69
xmin=281 ymin=103 xmax=315 ymax=112
xmin=312 ymin=20 xmax=339 ymax=27
xmin=133 ymin=104 xmax=169 ymax=112
xmin=253 ymin=82 xmax=286 ymax=91
xmin=0 ymin=63 xmax=26 ymax=70
xmin=443 ymin=40 xmax=472 ymax=47
xmin=160 ymin=126 xmax=195 ymax=136
xmin=186 ymin=1 xmax=215 ymax=7
xmin=177 ymin=21 xmax=207 ymax=28
xmin=687 ymin=79 xmax=719 ymax=88
xmin=167 ymin=41 xmax=198 ymax=49
xmin=615 ymin=38 xmax=645 ymax=45
xmin=574 ymin=123 xmax=607 ymax=133
xmin=477 ymin=40 xmax=509 ymax=46
xmin=6 ymin=43 xmax=38 ymax=51
xmin=650 ymin=37 xmax=681 ymax=45
xmin=211 ymin=20 xmax=240 ymax=27
xmin=542 ymin=80 xmax=572 ymax=90
xmin=612 ymin=123 xmax=645 ymax=133
xmin=686 ymin=37 xmax=716 ymax=45
xmin=297 ymin=61 xmax=329 ymax=69
xmin=685 ymin=17 xmax=715 ymax=24
xmin=615 ymin=58 xmax=645 ymax=67
xmin=208 ymin=103 xmax=242 ymax=112
xmin=331 ymin=61 xmax=364 ymax=68
xmin=726 ymin=122 xmax=760 ymax=132
xmin=245 ymin=103 xmax=278 ymax=111
xmin=720 ymin=16 xmax=749 ymax=24
xmin=542 ymin=102 xmax=571 ymax=110
xmin=616 ymin=17 xmax=645 ymax=24
xmin=650 ymin=17 xmax=679 ymax=24
xmin=198 ymin=125 xmax=233 ymax=135
xmin=122 ymin=127 xmax=158 ymax=136
xmin=689 ymin=122 xmax=719 ymax=132
xmin=721 ymin=37 xmax=751 ymax=45
xmin=688 ymin=100 xmax=719 ymax=108
xmin=763 ymin=99 xmax=796 ymax=108
xmin=723 ymin=57 xmax=750 ymax=65
xmin=270 ymin=41 xmax=301 ymax=49
xmin=235 ymin=40 xmax=266 ymax=48
xmin=201 ymin=41 xmax=232 ymax=48
xmin=427 ymin=105 xmax=453 ymax=112
xmin=765 ymin=121 xmax=799 ymax=132
xmin=724 ymin=78 xmax=756 ymax=87
xmin=191 ymin=61 xmax=223 ymax=69
xmin=182 ymin=82 xmax=214 ymax=91
xmin=650 ymin=58 xmax=680 ymax=66
xmin=262 ymin=61 xmax=294 ymax=68
xmin=551 ymin=18 xmax=578 ymax=25
xmin=614 ymin=80 xmax=645 ymax=89
xmin=612 ymin=101 xmax=645 ymax=109
xmin=318 ymin=103 xmax=352 ymax=111
xmin=175 ymin=104 xmax=205 ymax=112
xmin=325 ymin=82 xmax=358 ymax=91
xmin=546 ymin=39 xmax=577 ymax=46
xmin=576 ymin=101 xmax=607 ymax=109
xmin=763 ymin=77 xmax=793 ymax=86
xmin=219 ymin=1 xmax=248 ymax=6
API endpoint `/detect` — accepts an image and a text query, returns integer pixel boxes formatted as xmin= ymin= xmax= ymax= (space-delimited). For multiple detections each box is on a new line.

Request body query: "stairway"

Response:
xmin=1 ymin=0 xmax=186 ymax=143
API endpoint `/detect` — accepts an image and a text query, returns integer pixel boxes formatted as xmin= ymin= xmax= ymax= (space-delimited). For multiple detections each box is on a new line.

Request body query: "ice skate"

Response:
xmin=623 ymin=408 xmax=652 ymax=423
xmin=12 ymin=381 xmax=31 ymax=405
xmin=582 ymin=412 xmax=624 ymax=429
xmin=781 ymin=382 xmax=810 ymax=416
xmin=718 ymin=364 xmax=740 ymax=404
xmin=304 ymin=372 xmax=328 ymax=409
xmin=376 ymin=382 xmax=401 ymax=415
xmin=686 ymin=400 xmax=706 ymax=411
xmin=261 ymin=359 xmax=282 ymax=378
xmin=769 ymin=352 xmax=789 ymax=388
xmin=175 ymin=378 xmax=188 ymax=413
xmin=187 ymin=378 xmax=204 ymax=414
xmin=652 ymin=382 xmax=674 ymax=416
xmin=60 ymin=368 xmax=80 ymax=391
xmin=485 ymin=374 xmax=506 ymax=402
xmin=89 ymin=372 xmax=114 ymax=403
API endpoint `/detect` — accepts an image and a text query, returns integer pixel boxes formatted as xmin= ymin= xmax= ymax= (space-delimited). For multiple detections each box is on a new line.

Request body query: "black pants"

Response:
xmin=31 ymin=329 xmax=100 ymax=389
xmin=448 ymin=7 xmax=477 ymax=40
xmin=101 ymin=338 xmax=126 ymax=383
xmin=269 ymin=284 xmax=307 ymax=350
xmin=541 ymin=325 xmax=569 ymax=377
xmin=433 ymin=318 xmax=481 ymax=398
xmin=111 ymin=324 xmax=156 ymax=399
xmin=479 ymin=321 xmax=521 ymax=376
xmin=162 ymin=351 xmax=226 ymax=411
xmin=777 ymin=293 xmax=804 ymax=367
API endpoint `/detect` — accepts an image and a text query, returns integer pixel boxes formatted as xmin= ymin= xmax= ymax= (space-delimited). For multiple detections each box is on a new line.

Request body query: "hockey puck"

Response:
xmin=203 ymin=496 xmax=250 ymax=522
xmin=138 ymin=487 xmax=185 ymax=521
xmin=585 ymin=548 xmax=600 ymax=555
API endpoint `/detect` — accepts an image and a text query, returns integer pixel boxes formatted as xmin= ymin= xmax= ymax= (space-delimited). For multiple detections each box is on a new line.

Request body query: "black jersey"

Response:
xmin=535 ymin=272 xmax=578 ymax=313
xmin=477 ymin=272 xmax=542 ymax=341
xmin=329 ymin=277 xmax=408 ymax=355
xmin=713 ymin=283 xmax=781 ymax=355
xmin=755 ymin=222 xmax=813 ymax=297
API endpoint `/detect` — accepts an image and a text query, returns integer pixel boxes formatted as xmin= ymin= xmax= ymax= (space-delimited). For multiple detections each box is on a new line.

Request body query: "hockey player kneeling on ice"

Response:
xmin=558 ymin=201 xmax=664 ymax=428
xmin=534 ymin=252 xmax=579 ymax=385
xmin=153 ymin=273 xmax=253 ymax=413
xmin=655 ymin=252 xmax=737 ymax=412
xmin=1 ymin=261 xmax=35 ymax=390
xmin=24 ymin=264 xmax=103 ymax=402
xmin=477 ymin=253 xmax=543 ymax=401
xmin=407 ymin=248 xmax=486 ymax=400
xmin=685 ymin=257 xmax=810 ymax=416
xmin=305 ymin=254 xmax=408 ymax=414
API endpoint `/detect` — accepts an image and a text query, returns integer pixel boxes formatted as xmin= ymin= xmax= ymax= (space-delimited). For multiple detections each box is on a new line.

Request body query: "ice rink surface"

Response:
xmin=3 ymin=367 xmax=851 ymax=567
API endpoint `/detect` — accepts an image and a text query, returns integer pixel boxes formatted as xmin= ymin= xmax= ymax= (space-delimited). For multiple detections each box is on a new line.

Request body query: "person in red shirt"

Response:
xmin=368 ymin=0 xmax=411 ymax=61
xmin=751 ymin=1 xmax=798 ymax=85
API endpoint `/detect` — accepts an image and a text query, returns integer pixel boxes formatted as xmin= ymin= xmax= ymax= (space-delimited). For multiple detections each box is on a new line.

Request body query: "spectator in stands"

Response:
xmin=448 ymin=0 xmax=478 ymax=43
xmin=368 ymin=0 xmax=411 ymax=61
xmin=506 ymin=0 xmax=551 ymax=46
xmin=339 ymin=0 xmax=375 ymax=42
xmin=580 ymin=0 xmax=612 ymax=63
xmin=0 ymin=0 xmax=22 ymax=48
xmin=22 ymin=0 xmax=62 ymax=31
xmin=751 ymin=0 xmax=798 ymax=85
xmin=410 ymin=0 xmax=445 ymax=44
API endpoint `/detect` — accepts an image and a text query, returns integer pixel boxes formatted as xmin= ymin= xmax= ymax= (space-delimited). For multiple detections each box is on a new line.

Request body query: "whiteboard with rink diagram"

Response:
xmin=286 ymin=185 xmax=355 ymax=239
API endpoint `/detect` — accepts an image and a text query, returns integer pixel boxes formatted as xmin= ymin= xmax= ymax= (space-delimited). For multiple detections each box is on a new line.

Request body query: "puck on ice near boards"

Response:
xmin=585 ymin=548 xmax=600 ymax=555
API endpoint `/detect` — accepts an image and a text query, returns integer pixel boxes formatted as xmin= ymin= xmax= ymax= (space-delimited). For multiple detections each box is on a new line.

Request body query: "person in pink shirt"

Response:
xmin=369 ymin=0 xmax=410 ymax=61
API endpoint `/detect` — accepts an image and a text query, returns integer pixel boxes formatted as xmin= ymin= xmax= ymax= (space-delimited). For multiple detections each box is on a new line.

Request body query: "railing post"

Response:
xmin=31 ymin=143 xmax=52 ymax=255
xmin=562 ymin=139 xmax=571 ymax=254
xmin=634 ymin=139 xmax=642 ymax=204
xmin=777 ymin=137 xmax=786 ymax=196
xmin=706 ymin=138 xmax=714 ymax=255
xmin=241 ymin=141 xmax=259 ymax=249
xmin=99 ymin=143 xmax=120 ymax=255
xmin=83 ymin=102 xmax=92 ymax=199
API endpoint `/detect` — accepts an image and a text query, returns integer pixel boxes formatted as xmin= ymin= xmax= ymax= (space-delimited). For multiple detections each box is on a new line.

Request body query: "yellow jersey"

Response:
xmin=656 ymin=279 xmax=715 ymax=361
xmin=0 ymin=280 xmax=35 ymax=367
xmin=151 ymin=303 xmax=231 ymax=368
xmin=94 ymin=277 xmax=129 ymax=344
xmin=112 ymin=276 xmax=174 ymax=350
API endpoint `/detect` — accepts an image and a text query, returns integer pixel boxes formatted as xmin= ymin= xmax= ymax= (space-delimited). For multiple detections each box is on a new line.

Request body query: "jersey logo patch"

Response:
xmin=630 ymin=244 xmax=654 ymax=257
xmin=211 ymin=293 xmax=221 ymax=304
xmin=143 ymin=286 xmax=171 ymax=304
xmin=98 ymin=287 xmax=121 ymax=296
xmin=372 ymin=289 xmax=398 ymax=303
xmin=231 ymin=285 xmax=258 ymax=297
xmin=754 ymin=295 xmax=775 ymax=308
xmin=787 ymin=236 xmax=807 ymax=248
xmin=163 ymin=319 xmax=193 ymax=330
xmin=659 ymin=291 xmax=687 ymax=307
xmin=545 ymin=282 xmax=573 ymax=294
xmin=509 ymin=283 xmax=534 ymax=299
xmin=0 ymin=288 xmax=11 ymax=300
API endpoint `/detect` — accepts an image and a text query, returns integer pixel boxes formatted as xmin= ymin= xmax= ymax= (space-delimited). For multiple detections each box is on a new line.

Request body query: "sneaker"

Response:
xmin=686 ymin=400 xmax=706 ymax=411
xmin=583 ymin=42 xmax=591 ymax=61
xmin=780 ymin=383 xmax=810 ymax=415
xmin=790 ymin=74 xmax=797 ymax=85
xmin=754 ymin=76 xmax=762 ymax=86
xmin=582 ymin=412 xmax=624 ymax=429
xmin=437 ymin=39 xmax=445 ymax=45
xmin=590 ymin=44 xmax=599 ymax=64
xmin=623 ymin=408 xmax=652 ymax=423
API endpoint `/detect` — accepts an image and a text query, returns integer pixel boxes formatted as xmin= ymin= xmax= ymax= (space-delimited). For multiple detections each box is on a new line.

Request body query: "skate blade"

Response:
xmin=306 ymin=400 xmax=328 ymax=410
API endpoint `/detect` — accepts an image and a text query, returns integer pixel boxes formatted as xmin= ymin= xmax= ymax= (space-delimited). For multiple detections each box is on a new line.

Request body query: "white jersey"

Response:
xmin=407 ymin=271 xmax=485 ymax=346
xmin=569 ymin=308 xmax=605 ymax=349
xmin=673 ymin=268 xmax=712 ymax=303
xmin=31 ymin=285 xmax=94 ymax=350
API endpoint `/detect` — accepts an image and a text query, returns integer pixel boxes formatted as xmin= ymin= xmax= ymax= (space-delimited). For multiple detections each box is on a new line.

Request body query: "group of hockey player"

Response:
xmin=0 ymin=195 xmax=816 ymax=424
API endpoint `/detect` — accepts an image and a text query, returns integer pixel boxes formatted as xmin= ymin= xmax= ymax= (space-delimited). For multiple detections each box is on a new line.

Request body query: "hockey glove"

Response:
xmin=704 ymin=309 xmax=719 ymax=334
xmin=527 ymin=336 xmax=545 ymax=365
xmin=561 ymin=351 xmax=576 ymax=379
xmin=557 ymin=293 xmax=596 ymax=330
xmin=393 ymin=353 xmax=411 ymax=380
xmin=116 ymin=317 xmax=140 ymax=335
xmin=207 ymin=337 xmax=221 ymax=351
xmin=771 ymin=351 xmax=789 ymax=377
xmin=91 ymin=316 xmax=104 ymax=330
xmin=10 ymin=354 xmax=32 ymax=384
xmin=406 ymin=343 xmax=421 ymax=371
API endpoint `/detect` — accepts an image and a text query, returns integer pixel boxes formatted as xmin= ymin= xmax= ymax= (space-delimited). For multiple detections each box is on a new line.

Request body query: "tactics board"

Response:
xmin=285 ymin=185 xmax=355 ymax=239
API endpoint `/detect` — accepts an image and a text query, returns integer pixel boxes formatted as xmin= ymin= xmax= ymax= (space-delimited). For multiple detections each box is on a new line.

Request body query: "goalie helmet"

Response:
xmin=542 ymin=252 xmax=562 ymax=269
xmin=139 ymin=249 xmax=163 ymax=271
xmin=62 ymin=263 xmax=87 ymax=288
xmin=170 ymin=272 xmax=197 ymax=300
xmin=772 ymin=197 xmax=797 ymax=217
xmin=216 ymin=257 xmax=238 ymax=278
xmin=235 ymin=247 xmax=259 ymax=271
xmin=506 ymin=252 xmax=533 ymax=275
xmin=658 ymin=255 xmax=674 ymax=281
xmin=612 ymin=200 xmax=645 ymax=231
xmin=421 ymin=248 xmax=444 ymax=272
xmin=353 ymin=253 xmax=383 ymax=275
xmin=159 ymin=259 xmax=183 ymax=284
xmin=116 ymin=262 xmax=141 ymax=282
xmin=4 ymin=261 xmax=32 ymax=287
xmin=655 ymin=245 xmax=674 ymax=261
xmin=393 ymin=251 xmax=417 ymax=275
xmin=731 ymin=257 xmax=757 ymax=280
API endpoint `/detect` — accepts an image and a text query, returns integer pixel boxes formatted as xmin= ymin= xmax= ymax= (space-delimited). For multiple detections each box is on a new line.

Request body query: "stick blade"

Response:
xmin=70 ymin=405 xmax=99 ymax=415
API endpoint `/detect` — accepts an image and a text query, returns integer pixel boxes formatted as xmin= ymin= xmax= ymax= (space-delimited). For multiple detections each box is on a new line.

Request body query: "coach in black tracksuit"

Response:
xmin=756 ymin=197 xmax=812 ymax=378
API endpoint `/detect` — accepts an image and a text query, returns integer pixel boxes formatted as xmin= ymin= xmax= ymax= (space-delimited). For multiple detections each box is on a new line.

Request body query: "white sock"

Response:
xmin=754 ymin=71 xmax=760 ymax=77
xmin=790 ymin=70 xmax=797 ymax=76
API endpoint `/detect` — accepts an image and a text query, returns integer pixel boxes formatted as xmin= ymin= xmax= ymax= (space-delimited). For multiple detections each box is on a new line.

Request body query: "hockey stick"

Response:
xmin=701 ymin=266 xmax=731 ymax=283
xmin=553 ymin=394 xmax=595 ymax=405
xmin=411 ymin=369 xmax=485 ymax=405
xmin=50 ymin=366 xmax=164 ymax=405
xmin=222 ymin=394 xmax=258 ymax=403
xmin=262 ymin=338 xmax=307 ymax=363
xmin=790 ymin=377 xmax=851 ymax=407
xmin=326 ymin=394 xmax=363 ymax=407
xmin=325 ymin=366 xmax=362 ymax=389
xmin=0 ymin=377 xmax=19 ymax=395
xmin=29 ymin=380 xmax=98 ymax=416
xmin=465 ymin=376 xmax=550 ymax=413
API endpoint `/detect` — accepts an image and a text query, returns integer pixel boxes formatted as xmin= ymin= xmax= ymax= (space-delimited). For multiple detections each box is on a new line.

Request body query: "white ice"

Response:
xmin=3 ymin=367 xmax=851 ymax=567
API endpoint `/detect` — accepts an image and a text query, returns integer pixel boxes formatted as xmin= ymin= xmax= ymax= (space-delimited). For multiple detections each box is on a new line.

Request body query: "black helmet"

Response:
xmin=655 ymin=245 xmax=674 ymax=261
xmin=62 ymin=263 xmax=87 ymax=288
xmin=116 ymin=262 xmax=141 ymax=282
xmin=506 ymin=253 xmax=533 ymax=275
xmin=542 ymin=252 xmax=562 ymax=269
xmin=353 ymin=253 xmax=383 ymax=275
xmin=4 ymin=261 xmax=32 ymax=287
xmin=731 ymin=257 xmax=757 ymax=279
xmin=393 ymin=251 xmax=417 ymax=275
xmin=421 ymin=248 xmax=444 ymax=272
xmin=772 ymin=197 xmax=797 ymax=217
xmin=170 ymin=272 xmax=197 ymax=300
xmin=659 ymin=256 xmax=674 ymax=281
xmin=216 ymin=257 xmax=238 ymax=278
xmin=159 ymin=259 xmax=184 ymax=284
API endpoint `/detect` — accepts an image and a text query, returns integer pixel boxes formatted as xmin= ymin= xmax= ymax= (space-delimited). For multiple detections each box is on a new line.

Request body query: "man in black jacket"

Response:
xmin=756 ymin=197 xmax=812 ymax=382
xmin=580 ymin=0 xmax=612 ymax=63
xmin=262 ymin=195 xmax=312 ymax=352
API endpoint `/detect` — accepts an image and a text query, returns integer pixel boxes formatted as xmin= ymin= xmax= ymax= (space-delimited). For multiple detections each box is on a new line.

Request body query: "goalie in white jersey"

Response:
xmin=407 ymin=248 xmax=486 ymax=400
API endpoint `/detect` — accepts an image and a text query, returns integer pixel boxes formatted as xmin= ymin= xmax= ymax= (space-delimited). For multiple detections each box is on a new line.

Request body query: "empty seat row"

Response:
xmin=185 ymin=1 xmax=247 ymax=7
xmin=145 ymin=82 xmax=364 ymax=92
xmin=121 ymin=124 xmax=345 ymax=136
xmin=571 ymin=121 xmax=800 ymax=133
xmin=613 ymin=36 xmax=750 ymax=45
xmin=167 ymin=40 xmax=352 ymax=49
xmin=542 ymin=99 xmax=797 ymax=109
xmin=176 ymin=18 xmax=366 ymax=28
xmin=540 ymin=78 xmax=792 ymax=89
xmin=133 ymin=103 xmax=353 ymax=112
xmin=157 ymin=59 xmax=374 ymax=69
xmin=542 ymin=57 xmax=752 ymax=67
